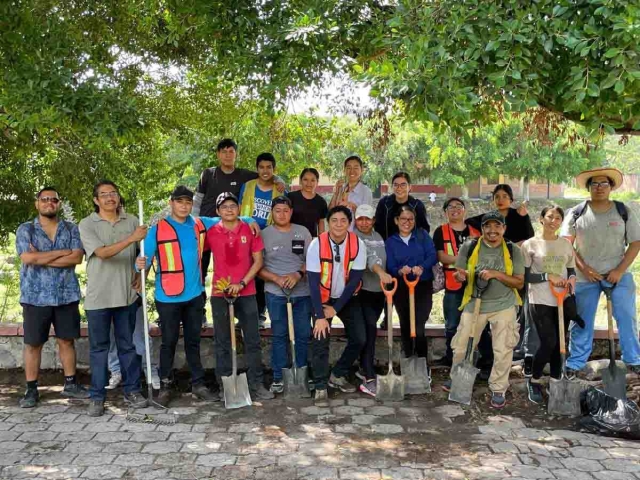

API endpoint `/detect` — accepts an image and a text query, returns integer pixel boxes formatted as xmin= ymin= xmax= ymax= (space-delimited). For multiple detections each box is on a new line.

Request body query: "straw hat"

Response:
xmin=575 ymin=167 xmax=624 ymax=191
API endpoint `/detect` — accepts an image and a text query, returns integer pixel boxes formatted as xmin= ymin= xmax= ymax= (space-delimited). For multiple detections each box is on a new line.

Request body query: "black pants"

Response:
xmin=359 ymin=290 xmax=384 ymax=380
xmin=156 ymin=295 xmax=205 ymax=385
xmin=312 ymin=296 xmax=365 ymax=390
xmin=530 ymin=303 xmax=567 ymax=380
xmin=395 ymin=280 xmax=432 ymax=359
xmin=255 ymin=277 xmax=266 ymax=320
xmin=211 ymin=295 xmax=263 ymax=388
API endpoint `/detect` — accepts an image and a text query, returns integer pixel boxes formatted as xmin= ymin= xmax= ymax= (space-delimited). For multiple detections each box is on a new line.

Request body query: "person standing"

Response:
xmin=560 ymin=168 xmax=640 ymax=377
xmin=258 ymin=196 xmax=312 ymax=393
xmin=432 ymin=198 xmax=481 ymax=366
xmin=306 ymin=206 xmax=367 ymax=405
xmin=287 ymin=167 xmax=328 ymax=238
xmin=328 ymin=156 xmax=373 ymax=226
xmin=15 ymin=187 xmax=89 ymax=408
xmin=79 ymin=181 xmax=147 ymax=416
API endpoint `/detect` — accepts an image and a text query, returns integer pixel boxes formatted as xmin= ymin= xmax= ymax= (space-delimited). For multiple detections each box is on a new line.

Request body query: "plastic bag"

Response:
xmin=579 ymin=386 xmax=640 ymax=439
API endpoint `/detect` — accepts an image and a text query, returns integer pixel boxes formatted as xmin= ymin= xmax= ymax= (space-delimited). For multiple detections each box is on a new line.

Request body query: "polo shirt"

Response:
xmin=206 ymin=221 xmax=264 ymax=297
xmin=79 ymin=211 xmax=139 ymax=310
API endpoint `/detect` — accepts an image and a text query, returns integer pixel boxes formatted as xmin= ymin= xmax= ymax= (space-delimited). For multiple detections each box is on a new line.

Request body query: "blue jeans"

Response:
xmin=266 ymin=293 xmax=312 ymax=381
xmin=108 ymin=306 xmax=157 ymax=376
xmin=568 ymin=273 xmax=640 ymax=370
xmin=87 ymin=303 xmax=142 ymax=401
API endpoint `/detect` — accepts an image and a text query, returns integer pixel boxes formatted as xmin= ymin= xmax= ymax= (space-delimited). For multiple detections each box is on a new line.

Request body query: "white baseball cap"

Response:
xmin=355 ymin=204 xmax=375 ymax=219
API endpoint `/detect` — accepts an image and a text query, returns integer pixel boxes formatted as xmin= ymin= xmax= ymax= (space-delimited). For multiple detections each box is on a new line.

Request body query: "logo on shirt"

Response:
xmin=241 ymin=236 xmax=247 ymax=244
xmin=230 ymin=182 xmax=237 ymax=186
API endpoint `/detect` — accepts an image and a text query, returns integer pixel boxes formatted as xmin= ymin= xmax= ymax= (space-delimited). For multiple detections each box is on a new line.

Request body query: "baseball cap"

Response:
xmin=171 ymin=185 xmax=194 ymax=200
xmin=481 ymin=211 xmax=506 ymax=226
xmin=271 ymin=196 xmax=292 ymax=209
xmin=216 ymin=192 xmax=239 ymax=210
xmin=355 ymin=204 xmax=375 ymax=219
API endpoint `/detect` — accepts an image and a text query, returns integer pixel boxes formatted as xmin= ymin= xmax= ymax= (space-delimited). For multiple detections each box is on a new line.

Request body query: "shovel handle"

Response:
xmin=383 ymin=279 xmax=398 ymax=351
xmin=548 ymin=282 xmax=568 ymax=304
xmin=548 ymin=282 xmax=569 ymax=356
xmin=403 ymin=274 xmax=418 ymax=339
xmin=403 ymin=273 xmax=419 ymax=293
xmin=381 ymin=278 xmax=398 ymax=302
xmin=229 ymin=302 xmax=237 ymax=374
xmin=286 ymin=299 xmax=297 ymax=368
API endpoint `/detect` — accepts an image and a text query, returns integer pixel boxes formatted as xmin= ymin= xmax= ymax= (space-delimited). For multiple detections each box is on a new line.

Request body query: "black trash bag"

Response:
xmin=579 ymin=386 xmax=640 ymax=439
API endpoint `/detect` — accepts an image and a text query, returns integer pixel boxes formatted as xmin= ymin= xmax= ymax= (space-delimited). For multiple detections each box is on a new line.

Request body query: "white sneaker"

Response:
xmin=105 ymin=372 xmax=122 ymax=390
xmin=144 ymin=367 xmax=161 ymax=390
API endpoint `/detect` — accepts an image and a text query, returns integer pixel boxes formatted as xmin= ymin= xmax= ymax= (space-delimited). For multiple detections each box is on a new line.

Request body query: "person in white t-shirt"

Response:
xmin=328 ymin=156 xmax=373 ymax=229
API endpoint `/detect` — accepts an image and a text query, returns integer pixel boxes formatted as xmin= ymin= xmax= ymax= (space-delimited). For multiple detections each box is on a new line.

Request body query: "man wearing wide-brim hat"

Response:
xmin=560 ymin=167 xmax=640 ymax=378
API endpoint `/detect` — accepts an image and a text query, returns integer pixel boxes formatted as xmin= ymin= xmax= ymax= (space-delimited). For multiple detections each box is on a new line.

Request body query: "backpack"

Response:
xmin=572 ymin=200 xmax=629 ymax=245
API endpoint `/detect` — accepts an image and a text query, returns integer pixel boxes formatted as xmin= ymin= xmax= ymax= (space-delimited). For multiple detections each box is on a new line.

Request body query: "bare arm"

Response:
xmin=93 ymin=226 xmax=147 ymax=260
xmin=47 ymin=249 xmax=84 ymax=267
xmin=317 ymin=219 xmax=325 ymax=235
xmin=494 ymin=272 xmax=524 ymax=290
xmin=258 ymin=267 xmax=280 ymax=283
xmin=243 ymin=251 xmax=264 ymax=285
xmin=20 ymin=249 xmax=71 ymax=266
xmin=615 ymin=241 xmax=640 ymax=273
xmin=437 ymin=250 xmax=456 ymax=265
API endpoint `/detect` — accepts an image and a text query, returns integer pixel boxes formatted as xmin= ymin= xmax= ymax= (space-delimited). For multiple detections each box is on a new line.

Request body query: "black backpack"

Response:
xmin=572 ymin=200 xmax=629 ymax=244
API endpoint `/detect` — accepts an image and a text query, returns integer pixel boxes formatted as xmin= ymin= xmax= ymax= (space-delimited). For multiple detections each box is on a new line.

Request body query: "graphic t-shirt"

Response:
xmin=238 ymin=183 xmax=278 ymax=229
xmin=261 ymin=224 xmax=312 ymax=297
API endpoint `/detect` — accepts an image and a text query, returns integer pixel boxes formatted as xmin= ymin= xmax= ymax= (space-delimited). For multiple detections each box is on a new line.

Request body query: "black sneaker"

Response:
xmin=157 ymin=381 xmax=173 ymax=407
xmin=87 ymin=399 xmax=105 ymax=417
xmin=523 ymin=355 xmax=533 ymax=377
xmin=192 ymin=384 xmax=221 ymax=402
xmin=526 ymin=379 xmax=543 ymax=405
xmin=478 ymin=369 xmax=491 ymax=382
xmin=270 ymin=381 xmax=284 ymax=394
xmin=328 ymin=374 xmax=356 ymax=393
xmin=251 ymin=384 xmax=275 ymax=400
xmin=565 ymin=368 xmax=578 ymax=381
xmin=124 ymin=392 xmax=148 ymax=408
xmin=19 ymin=388 xmax=39 ymax=408
xmin=61 ymin=383 xmax=90 ymax=399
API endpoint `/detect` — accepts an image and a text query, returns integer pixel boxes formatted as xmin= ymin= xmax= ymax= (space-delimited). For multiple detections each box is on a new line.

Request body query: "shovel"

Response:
xmin=548 ymin=282 xmax=582 ymax=416
xmin=600 ymin=280 xmax=627 ymax=400
xmin=376 ymin=278 xmax=405 ymax=401
xmin=449 ymin=276 xmax=489 ymax=405
xmin=400 ymin=273 xmax=431 ymax=394
xmin=282 ymin=289 xmax=311 ymax=399
xmin=222 ymin=293 xmax=252 ymax=409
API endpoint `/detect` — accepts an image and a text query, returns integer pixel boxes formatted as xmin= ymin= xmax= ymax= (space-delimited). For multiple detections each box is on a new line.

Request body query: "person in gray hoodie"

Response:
xmin=354 ymin=204 xmax=394 ymax=396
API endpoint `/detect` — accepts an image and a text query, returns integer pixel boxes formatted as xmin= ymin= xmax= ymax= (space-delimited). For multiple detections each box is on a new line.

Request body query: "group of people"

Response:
xmin=16 ymin=134 xmax=640 ymax=414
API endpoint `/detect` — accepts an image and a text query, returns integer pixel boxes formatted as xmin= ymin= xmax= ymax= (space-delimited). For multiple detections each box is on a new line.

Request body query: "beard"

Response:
xmin=40 ymin=211 xmax=58 ymax=219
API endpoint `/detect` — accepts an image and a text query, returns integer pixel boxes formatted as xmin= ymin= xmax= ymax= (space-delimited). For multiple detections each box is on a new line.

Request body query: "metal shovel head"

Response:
xmin=376 ymin=369 xmax=405 ymax=402
xmin=222 ymin=372 xmax=252 ymax=409
xmin=401 ymin=356 xmax=431 ymax=394
xmin=449 ymin=361 xmax=479 ymax=405
xmin=548 ymin=377 xmax=583 ymax=417
xmin=283 ymin=365 xmax=311 ymax=399
xmin=602 ymin=364 xmax=627 ymax=400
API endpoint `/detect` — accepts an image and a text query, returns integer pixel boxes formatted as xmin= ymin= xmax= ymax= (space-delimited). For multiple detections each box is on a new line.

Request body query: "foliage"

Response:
xmin=603 ymin=136 xmax=640 ymax=173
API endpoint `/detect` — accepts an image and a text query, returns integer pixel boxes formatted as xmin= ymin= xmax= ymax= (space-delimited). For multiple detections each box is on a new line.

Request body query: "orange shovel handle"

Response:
xmin=548 ymin=281 xmax=569 ymax=303
xmin=402 ymin=273 xmax=419 ymax=294
xmin=381 ymin=278 xmax=398 ymax=304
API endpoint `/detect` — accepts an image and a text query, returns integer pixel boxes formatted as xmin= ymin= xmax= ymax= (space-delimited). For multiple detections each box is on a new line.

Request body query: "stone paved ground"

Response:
xmin=1 ymin=372 xmax=639 ymax=480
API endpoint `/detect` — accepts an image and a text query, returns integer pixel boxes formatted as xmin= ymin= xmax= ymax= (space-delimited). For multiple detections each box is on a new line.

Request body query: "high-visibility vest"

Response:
xmin=156 ymin=217 xmax=206 ymax=297
xmin=318 ymin=231 xmax=362 ymax=304
xmin=441 ymin=223 xmax=480 ymax=291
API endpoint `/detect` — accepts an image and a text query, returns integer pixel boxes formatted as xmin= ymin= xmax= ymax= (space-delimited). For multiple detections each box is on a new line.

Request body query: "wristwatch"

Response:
xmin=239 ymin=280 xmax=247 ymax=289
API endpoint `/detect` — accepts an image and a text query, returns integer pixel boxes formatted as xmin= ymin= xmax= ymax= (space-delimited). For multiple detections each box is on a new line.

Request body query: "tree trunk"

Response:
xmin=461 ymin=184 xmax=469 ymax=199
xmin=522 ymin=176 xmax=530 ymax=201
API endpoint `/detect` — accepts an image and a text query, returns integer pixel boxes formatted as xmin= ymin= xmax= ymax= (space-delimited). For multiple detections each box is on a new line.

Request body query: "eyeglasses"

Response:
xmin=38 ymin=196 xmax=60 ymax=204
xmin=398 ymin=217 xmax=415 ymax=223
xmin=98 ymin=191 xmax=119 ymax=199
xmin=218 ymin=204 xmax=238 ymax=211
xmin=392 ymin=182 xmax=409 ymax=189
xmin=333 ymin=243 xmax=341 ymax=263
xmin=446 ymin=204 xmax=464 ymax=211
xmin=590 ymin=181 xmax=610 ymax=189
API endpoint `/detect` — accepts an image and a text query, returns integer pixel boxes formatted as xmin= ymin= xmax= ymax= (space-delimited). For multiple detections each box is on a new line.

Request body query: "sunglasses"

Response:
xmin=333 ymin=243 xmax=341 ymax=263
xmin=39 ymin=197 xmax=60 ymax=204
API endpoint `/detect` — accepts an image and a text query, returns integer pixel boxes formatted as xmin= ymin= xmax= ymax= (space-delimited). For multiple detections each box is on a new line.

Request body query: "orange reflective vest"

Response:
xmin=318 ymin=232 xmax=362 ymax=304
xmin=442 ymin=223 xmax=480 ymax=291
xmin=156 ymin=218 xmax=206 ymax=297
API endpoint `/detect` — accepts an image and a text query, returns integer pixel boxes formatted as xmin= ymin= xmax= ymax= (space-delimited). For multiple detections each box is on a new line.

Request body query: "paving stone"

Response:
xmin=47 ymin=422 xmax=85 ymax=433
xmin=129 ymin=432 xmax=170 ymax=442
xmin=609 ymin=448 xmax=640 ymax=460
xmin=17 ymin=431 xmax=58 ymax=443
xmin=333 ymin=406 xmax=365 ymax=415
xmin=9 ymin=422 xmax=49 ymax=432
xmin=551 ymin=469 xmax=597 ymax=480
xmin=490 ymin=441 xmax=519 ymax=454
xmin=195 ymin=453 xmax=237 ymax=467
xmin=80 ymin=465 xmax=128 ymax=479
xmin=5 ymin=413 xmax=43 ymax=424
xmin=352 ymin=415 xmax=377 ymax=425
xmin=156 ymin=423 xmax=194 ymax=433
xmin=518 ymin=454 xmax=563 ymax=469
xmin=0 ymin=422 xmax=14 ymax=431
xmin=592 ymin=472 xmax=637 ymax=480
xmin=101 ymin=442 xmax=144 ymax=454
xmin=507 ymin=465 xmax=554 ymax=479
xmin=460 ymin=464 xmax=509 ymax=479
xmin=2 ymin=464 xmax=45 ymax=478
xmin=560 ymin=458 xmax=604 ymax=472
xmin=39 ymin=413 xmax=79 ymax=423
xmin=348 ymin=398 xmax=376 ymax=407
xmin=74 ymin=414 xmax=114 ymax=424
xmin=301 ymin=406 xmax=332 ymax=416
xmin=113 ymin=453 xmax=156 ymax=466
xmin=328 ymin=399 xmax=346 ymax=407
xmin=601 ymin=459 xmax=640 ymax=473
xmin=181 ymin=441 xmax=222 ymax=454
xmin=335 ymin=424 xmax=367 ymax=434
xmin=380 ymin=467 xmax=426 ymax=480
xmin=235 ymin=453 xmax=277 ymax=467
xmin=434 ymin=405 xmax=465 ymax=418
xmin=298 ymin=442 xmax=338 ymax=456
xmin=30 ymin=452 xmax=77 ymax=465
xmin=0 ymin=452 xmax=34 ymax=466
xmin=366 ymin=406 xmax=396 ymax=416
xmin=568 ymin=446 xmax=610 ymax=460
xmin=205 ymin=432 xmax=242 ymax=443
xmin=278 ymin=454 xmax=319 ymax=467
xmin=0 ymin=440 xmax=28 ymax=452
xmin=140 ymin=441 xmax=183 ymax=454
xmin=55 ymin=431 xmax=97 ymax=443
xmin=338 ymin=467 xmax=383 ymax=480
xmin=168 ymin=464 xmax=213 ymax=479
xmin=153 ymin=452 xmax=197 ymax=466
xmin=419 ymin=468 xmax=467 ymax=479
xmin=73 ymin=453 xmax=117 ymax=466
xmin=192 ymin=424 xmax=227 ymax=433
xmin=168 ymin=432 xmax=206 ymax=442
xmin=371 ymin=424 xmax=404 ymax=434
xmin=0 ymin=431 xmax=21 ymax=442
xmin=32 ymin=405 xmax=69 ymax=414
xmin=296 ymin=466 xmax=339 ymax=479
xmin=35 ymin=465 xmax=85 ymax=479
xmin=25 ymin=439 xmax=68 ymax=454
xmin=478 ymin=454 xmax=521 ymax=468
xmin=118 ymin=422 xmax=158 ymax=432
xmin=93 ymin=432 xmax=133 ymax=443
xmin=228 ymin=423 xmax=261 ymax=433
xmin=64 ymin=442 xmax=105 ymax=454
xmin=84 ymin=422 xmax=121 ymax=433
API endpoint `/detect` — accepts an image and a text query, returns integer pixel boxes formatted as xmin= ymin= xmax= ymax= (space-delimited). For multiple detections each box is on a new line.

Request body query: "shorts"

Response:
xmin=22 ymin=302 xmax=81 ymax=346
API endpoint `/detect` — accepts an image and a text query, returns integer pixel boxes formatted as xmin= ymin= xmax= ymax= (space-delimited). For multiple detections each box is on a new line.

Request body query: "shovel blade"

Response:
xmin=283 ymin=366 xmax=311 ymax=399
xmin=222 ymin=372 xmax=252 ymax=410
xmin=449 ymin=361 xmax=479 ymax=405
xmin=548 ymin=377 xmax=583 ymax=416
xmin=400 ymin=356 xmax=431 ymax=394
xmin=376 ymin=371 xmax=405 ymax=402
xmin=602 ymin=365 xmax=627 ymax=400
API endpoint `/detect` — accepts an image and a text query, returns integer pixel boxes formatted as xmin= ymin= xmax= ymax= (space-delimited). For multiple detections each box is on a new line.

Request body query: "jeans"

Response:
xmin=443 ymin=290 xmax=464 ymax=362
xmin=312 ymin=296 xmax=366 ymax=390
xmin=108 ymin=306 xmax=157 ymax=376
xmin=395 ymin=280 xmax=432 ymax=359
xmin=568 ymin=273 xmax=640 ymax=370
xmin=87 ymin=303 xmax=141 ymax=401
xmin=359 ymin=290 xmax=384 ymax=380
xmin=266 ymin=293 xmax=312 ymax=381
xmin=156 ymin=295 xmax=205 ymax=385
xmin=211 ymin=295 xmax=263 ymax=388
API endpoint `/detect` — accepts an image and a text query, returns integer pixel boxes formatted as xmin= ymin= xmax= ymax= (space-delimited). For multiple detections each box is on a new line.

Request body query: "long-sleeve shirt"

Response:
xmin=374 ymin=194 xmax=430 ymax=240
xmin=385 ymin=228 xmax=437 ymax=282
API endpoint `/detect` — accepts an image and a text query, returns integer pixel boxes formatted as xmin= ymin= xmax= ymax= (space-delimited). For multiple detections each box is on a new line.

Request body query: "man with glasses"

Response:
xmin=16 ymin=187 xmax=89 ymax=408
xmin=79 ymin=180 xmax=148 ymax=416
xmin=560 ymin=168 xmax=640 ymax=378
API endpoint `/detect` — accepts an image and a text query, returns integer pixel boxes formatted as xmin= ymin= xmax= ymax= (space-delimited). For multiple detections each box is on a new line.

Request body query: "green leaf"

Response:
xmin=604 ymin=48 xmax=621 ymax=58
xmin=511 ymin=70 xmax=522 ymax=80
xmin=614 ymin=80 xmax=624 ymax=94
xmin=544 ymin=39 xmax=553 ymax=53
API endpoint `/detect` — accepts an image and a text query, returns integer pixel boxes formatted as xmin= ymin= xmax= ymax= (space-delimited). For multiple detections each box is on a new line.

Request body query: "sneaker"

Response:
xmin=359 ymin=379 xmax=376 ymax=397
xmin=328 ymin=373 xmax=357 ymax=393
xmin=442 ymin=379 xmax=452 ymax=392
xmin=61 ymin=383 xmax=90 ymax=399
xmin=526 ymin=379 xmax=543 ymax=405
xmin=251 ymin=384 xmax=275 ymax=400
xmin=258 ymin=314 xmax=267 ymax=330
xmin=308 ymin=378 xmax=316 ymax=392
xmin=105 ymin=372 xmax=122 ymax=390
xmin=565 ymin=368 xmax=578 ymax=381
xmin=354 ymin=370 xmax=366 ymax=382
xmin=157 ymin=381 xmax=173 ymax=407
xmin=512 ymin=350 xmax=525 ymax=362
xmin=433 ymin=356 xmax=452 ymax=367
xmin=192 ymin=384 xmax=221 ymax=402
xmin=87 ymin=399 xmax=105 ymax=417
xmin=490 ymin=392 xmax=506 ymax=409
xmin=124 ymin=392 xmax=148 ymax=408
xmin=523 ymin=356 xmax=533 ymax=378
xmin=19 ymin=388 xmax=39 ymax=408
xmin=270 ymin=381 xmax=284 ymax=394
xmin=478 ymin=369 xmax=491 ymax=382
xmin=314 ymin=388 xmax=329 ymax=406
xmin=629 ymin=365 xmax=640 ymax=376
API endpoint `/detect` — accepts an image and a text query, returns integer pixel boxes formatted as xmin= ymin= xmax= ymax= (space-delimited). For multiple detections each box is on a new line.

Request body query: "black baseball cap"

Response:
xmin=481 ymin=211 xmax=506 ymax=226
xmin=271 ymin=196 xmax=292 ymax=209
xmin=171 ymin=185 xmax=194 ymax=200
xmin=216 ymin=192 xmax=239 ymax=210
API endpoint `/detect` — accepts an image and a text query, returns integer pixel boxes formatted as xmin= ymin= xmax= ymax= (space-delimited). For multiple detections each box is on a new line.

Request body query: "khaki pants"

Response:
xmin=451 ymin=306 xmax=519 ymax=394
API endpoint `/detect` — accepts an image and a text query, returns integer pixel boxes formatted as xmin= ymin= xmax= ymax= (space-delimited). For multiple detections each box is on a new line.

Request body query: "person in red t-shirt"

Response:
xmin=206 ymin=192 xmax=273 ymax=400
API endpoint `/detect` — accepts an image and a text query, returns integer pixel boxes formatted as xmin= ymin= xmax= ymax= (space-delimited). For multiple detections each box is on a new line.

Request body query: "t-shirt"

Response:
xmin=206 ymin=221 xmax=264 ymax=297
xmin=238 ymin=182 xmax=279 ymax=229
xmin=287 ymin=190 xmax=328 ymax=238
xmin=455 ymin=240 xmax=525 ymax=314
xmin=261 ymin=224 xmax=312 ymax=297
xmin=354 ymin=229 xmax=386 ymax=293
xmin=306 ymin=235 xmax=367 ymax=298
xmin=342 ymin=182 xmax=373 ymax=230
xmin=521 ymin=236 xmax=575 ymax=307
xmin=197 ymin=167 xmax=258 ymax=217
xmin=560 ymin=201 xmax=640 ymax=283
xmin=466 ymin=208 xmax=534 ymax=244
xmin=79 ymin=212 xmax=139 ymax=310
